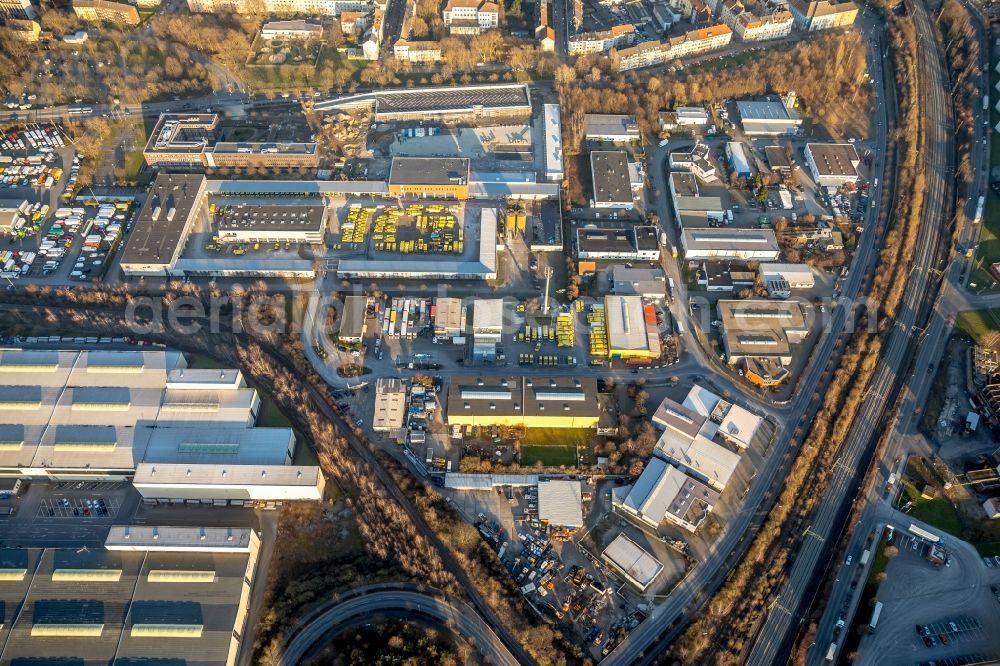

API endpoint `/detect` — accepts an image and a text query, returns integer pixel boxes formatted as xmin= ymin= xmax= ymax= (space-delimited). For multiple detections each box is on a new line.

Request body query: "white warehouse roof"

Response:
xmin=537 ymin=479 xmax=583 ymax=528
xmin=602 ymin=533 xmax=663 ymax=591
xmin=654 ymin=429 xmax=741 ymax=491
xmin=105 ymin=525 xmax=257 ymax=552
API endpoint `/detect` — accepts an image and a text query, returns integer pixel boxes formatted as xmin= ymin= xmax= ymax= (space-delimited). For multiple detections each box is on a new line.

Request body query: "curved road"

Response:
xmin=274 ymin=588 xmax=518 ymax=666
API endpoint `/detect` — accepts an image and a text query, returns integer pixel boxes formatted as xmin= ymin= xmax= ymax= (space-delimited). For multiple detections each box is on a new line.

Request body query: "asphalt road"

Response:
xmin=274 ymin=587 xmax=519 ymax=666
xmin=806 ymin=0 xmax=993 ymax=661
xmin=602 ymin=25 xmax=897 ymax=666
xmin=747 ymin=0 xmax=959 ymax=662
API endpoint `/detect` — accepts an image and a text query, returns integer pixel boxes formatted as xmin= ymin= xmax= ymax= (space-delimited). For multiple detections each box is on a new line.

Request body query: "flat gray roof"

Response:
xmin=388 ymin=157 xmax=470 ymax=187
xmin=210 ymin=142 xmax=317 ymax=156
xmin=585 ymin=114 xmax=640 ymax=138
xmin=735 ymin=100 xmax=800 ymax=122
xmin=446 ymin=376 xmax=599 ymax=422
xmin=339 ymin=295 xmax=368 ymax=340
xmin=120 ymin=173 xmax=205 ymax=268
xmin=591 ymin=151 xmax=633 ymax=205
xmin=806 ymin=143 xmax=860 ymax=177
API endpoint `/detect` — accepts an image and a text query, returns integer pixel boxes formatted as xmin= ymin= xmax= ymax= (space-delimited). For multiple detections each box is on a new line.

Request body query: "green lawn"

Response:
xmin=970 ymin=192 xmax=1000 ymax=291
xmin=257 ymin=397 xmax=293 ymax=428
xmin=955 ymin=307 xmax=1000 ymax=344
xmin=519 ymin=445 xmax=577 ymax=467
xmin=898 ymin=479 xmax=964 ymax=538
xmin=185 ymin=353 xmax=227 ymax=370
xmin=976 ymin=542 xmax=1000 ymax=557
xmin=520 ymin=427 xmax=592 ymax=447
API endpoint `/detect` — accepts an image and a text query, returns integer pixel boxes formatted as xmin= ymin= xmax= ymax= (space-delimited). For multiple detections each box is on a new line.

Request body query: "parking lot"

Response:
xmin=854 ymin=524 xmax=1000 ymax=666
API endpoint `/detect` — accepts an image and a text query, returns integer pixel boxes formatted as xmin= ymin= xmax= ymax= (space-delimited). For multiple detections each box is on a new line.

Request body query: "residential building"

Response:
xmin=567 ymin=24 xmax=635 ymax=55
xmin=387 ymin=157 xmax=470 ymax=199
xmin=261 ymin=19 xmax=323 ymax=39
xmin=340 ymin=9 xmax=369 ymax=32
xmin=788 ymin=0 xmax=857 ymax=30
xmin=591 ymin=151 xmax=635 ymax=208
xmin=604 ymin=295 xmax=661 ymax=360
xmin=539 ymin=25 xmax=556 ymax=50
xmin=72 ymin=0 xmax=139 ymax=26
xmin=804 ymin=142 xmax=861 ymax=187
xmin=393 ymin=39 xmax=442 ymax=62
xmin=601 ymin=533 xmax=663 ymax=590
xmin=735 ymin=96 xmax=802 ymax=135
xmin=0 ymin=0 xmax=35 ymax=18
xmin=614 ymin=457 xmax=720 ymax=531
xmin=445 ymin=376 xmax=601 ymax=429
xmin=616 ymin=23 xmax=732 ymax=71
xmin=719 ymin=0 xmax=792 ymax=41
xmin=442 ymin=0 xmax=498 ymax=34
xmin=187 ymin=0 xmax=370 ymax=14
xmin=669 ymin=142 xmax=716 ymax=181
xmin=576 ymin=226 xmax=660 ymax=261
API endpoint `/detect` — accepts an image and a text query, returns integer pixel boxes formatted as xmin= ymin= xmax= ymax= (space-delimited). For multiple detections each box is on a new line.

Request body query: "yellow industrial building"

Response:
xmin=446 ymin=375 xmax=600 ymax=428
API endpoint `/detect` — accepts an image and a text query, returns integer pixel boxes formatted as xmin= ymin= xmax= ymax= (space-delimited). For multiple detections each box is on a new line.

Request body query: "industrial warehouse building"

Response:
xmin=601 ymin=533 xmax=663 ymax=591
xmin=590 ymin=151 xmax=635 ymax=209
xmin=576 ymin=226 xmax=660 ymax=261
xmin=613 ymin=456 xmax=720 ymax=532
xmin=758 ymin=262 xmax=815 ymax=298
xmin=119 ymin=173 xmax=207 ymax=276
xmin=0 ymin=348 xmax=324 ymax=503
xmin=542 ymin=104 xmax=564 ymax=182
xmin=215 ymin=203 xmax=327 ymax=245
xmin=717 ymin=299 xmax=809 ymax=366
xmin=373 ymin=377 xmax=407 ymax=432
xmin=433 ymin=297 xmax=468 ymax=338
xmin=537 ymin=479 xmax=584 ymax=532
xmin=387 ymin=157 xmax=471 ymax=199
xmin=604 ymin=295 xmax=661 ymax=360
xmin=446 ymin=376 xmax=600 ymax=428
xmin=313 ymin=84 xmax=532 ymax=121
xmin=804 ymin=143 xmax=861 ymax=187
xmin=584 ymin=114 xmax=640 ymax=142
xmin=680 ymin=228 xmax=780 ymax=260
xmin=735 ymin=99 xmax=802 ymax=135
xmin=337 ymin=295 xmax=369 ymax=343
xmin=0 ymin=526 xmax=260 ymax=666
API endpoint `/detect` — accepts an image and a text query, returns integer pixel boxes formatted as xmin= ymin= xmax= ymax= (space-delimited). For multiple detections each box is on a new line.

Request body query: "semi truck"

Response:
xmin=868 ymin=601 xmax=883 ymax=631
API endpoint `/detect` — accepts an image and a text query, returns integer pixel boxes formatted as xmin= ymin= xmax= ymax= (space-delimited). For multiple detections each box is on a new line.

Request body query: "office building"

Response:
xmin=654 ymin=426 xmax=740 ymax=492
xmin=0 ymin=0 xmax=35 ymax=19
xmin=614 ymin=456 xmax=720 ymax=531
